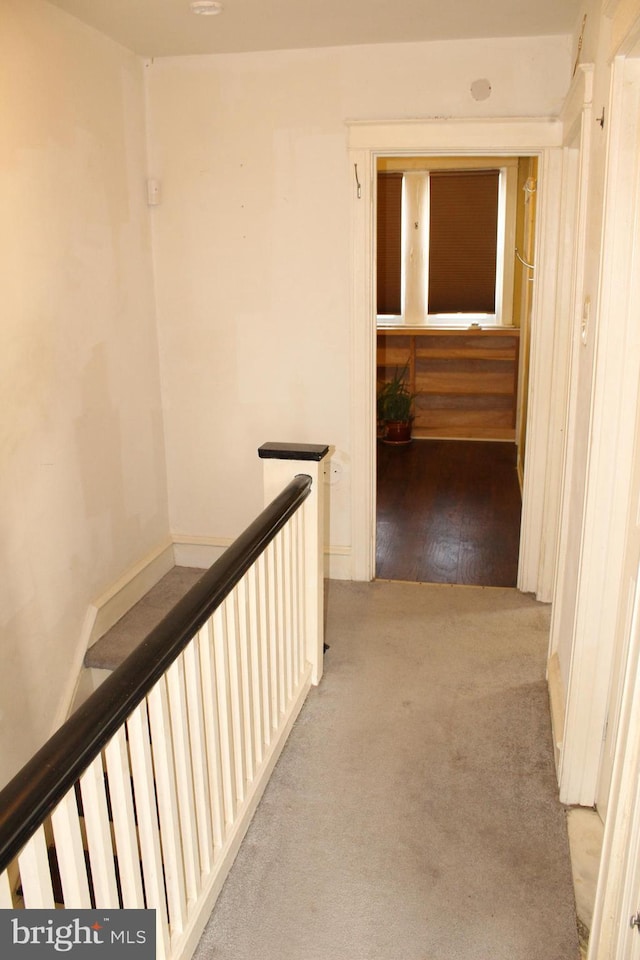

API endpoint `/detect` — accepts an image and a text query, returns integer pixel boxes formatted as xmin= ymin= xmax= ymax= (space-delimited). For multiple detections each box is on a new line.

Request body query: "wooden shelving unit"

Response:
xmin=377 ymin=326 xmax=520 ymax=441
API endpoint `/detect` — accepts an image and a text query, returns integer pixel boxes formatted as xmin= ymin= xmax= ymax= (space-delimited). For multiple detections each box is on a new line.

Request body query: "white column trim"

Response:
xmin=557 ymin=56 xmax=640 ymax=806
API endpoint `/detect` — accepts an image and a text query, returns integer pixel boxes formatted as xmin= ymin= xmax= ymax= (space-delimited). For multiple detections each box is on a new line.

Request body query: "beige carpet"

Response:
xmin=194 ymin=580 xmax=579 ymax=960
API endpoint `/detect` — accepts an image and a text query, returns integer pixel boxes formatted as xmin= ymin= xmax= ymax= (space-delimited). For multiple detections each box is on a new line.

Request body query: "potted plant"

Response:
xmin=377 ymin=364 xmax=415 ymax=444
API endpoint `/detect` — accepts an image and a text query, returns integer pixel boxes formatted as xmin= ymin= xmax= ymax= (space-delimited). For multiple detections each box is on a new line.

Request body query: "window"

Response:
xmin=376 ymin=172 xmax=402 ymax=315
xmin=376 ymin=159 xmax=517 ymax=325
xmin=428 ymin=170 xmax=499 ymax=314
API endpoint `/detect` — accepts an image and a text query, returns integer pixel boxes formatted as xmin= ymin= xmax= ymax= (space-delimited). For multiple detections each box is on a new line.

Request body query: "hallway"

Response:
xmin=194 ymin=580 xmax=579 ymax=960
xmin=376 ymin=439 xmax=522 ymax=585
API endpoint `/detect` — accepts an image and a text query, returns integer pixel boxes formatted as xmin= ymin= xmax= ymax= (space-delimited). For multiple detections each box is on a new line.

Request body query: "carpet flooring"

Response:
xmin=193 ymin=580 xmax=579 ymax=960
xmin=84 ymin=567 xmax=203 ymax=670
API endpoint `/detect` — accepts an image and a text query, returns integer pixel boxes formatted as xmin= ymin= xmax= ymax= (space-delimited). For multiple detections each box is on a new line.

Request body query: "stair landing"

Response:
xmin=85 ymin=566 xmax=204 ymax=671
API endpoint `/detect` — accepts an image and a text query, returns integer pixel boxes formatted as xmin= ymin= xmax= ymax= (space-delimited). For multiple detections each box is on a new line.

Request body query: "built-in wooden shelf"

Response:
xmin=377 ymin=326 xmax=520 ymax=441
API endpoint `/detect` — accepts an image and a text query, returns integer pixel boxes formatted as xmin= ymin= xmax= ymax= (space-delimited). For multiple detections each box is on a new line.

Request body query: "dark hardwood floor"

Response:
xmin=376 ymin=439 xmax=522 ymax=586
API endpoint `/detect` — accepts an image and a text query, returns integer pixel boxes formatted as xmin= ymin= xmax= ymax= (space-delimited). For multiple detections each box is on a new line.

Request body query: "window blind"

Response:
xmin=376 ymin=172 xmax=402 ymax=315
xmin=428 ymin=169 xmax=499 ymax=314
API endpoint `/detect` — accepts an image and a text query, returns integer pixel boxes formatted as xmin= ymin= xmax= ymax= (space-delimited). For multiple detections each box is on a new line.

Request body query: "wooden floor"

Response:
xmin=376 ymin=439 xmax=522 ymax=587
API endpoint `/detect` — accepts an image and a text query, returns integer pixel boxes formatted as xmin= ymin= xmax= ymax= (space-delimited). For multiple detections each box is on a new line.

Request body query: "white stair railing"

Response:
xmin=0 ymin=444 xmax=328 ymax=960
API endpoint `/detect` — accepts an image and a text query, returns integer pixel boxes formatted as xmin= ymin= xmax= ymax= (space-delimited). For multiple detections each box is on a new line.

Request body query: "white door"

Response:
xmin=611 ymin=696 xmax=640 ymax=960
xmin=589 ymin=564 xmax=640 ymax=960
xmin=594 ymin=53 xmax=640 ymax=819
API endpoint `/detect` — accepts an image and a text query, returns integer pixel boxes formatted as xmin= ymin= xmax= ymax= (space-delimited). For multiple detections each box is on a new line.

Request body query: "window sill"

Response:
xmin=377 ymin=316 xmax=514 ymax=331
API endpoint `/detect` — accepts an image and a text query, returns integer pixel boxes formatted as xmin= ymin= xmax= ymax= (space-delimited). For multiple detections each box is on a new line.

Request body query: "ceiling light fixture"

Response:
xmin=190 ymin=0 xmax=224 ymax=14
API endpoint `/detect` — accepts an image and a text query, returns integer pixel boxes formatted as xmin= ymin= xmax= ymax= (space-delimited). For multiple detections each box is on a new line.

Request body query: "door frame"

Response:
xmin=545 ymin=61 xmax=596 ymax=803
xmin=553 ymin=36 xmax=640 ymax=809
xmin=584 ymin=13 xmax=640 ymax=955
xmin=347 ymin=118 xmax=564 ymax=593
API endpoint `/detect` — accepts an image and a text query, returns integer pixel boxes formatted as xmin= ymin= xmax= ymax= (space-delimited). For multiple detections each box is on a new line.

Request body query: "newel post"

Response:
xmin=258 ymin=442 xmax=329 ymax=685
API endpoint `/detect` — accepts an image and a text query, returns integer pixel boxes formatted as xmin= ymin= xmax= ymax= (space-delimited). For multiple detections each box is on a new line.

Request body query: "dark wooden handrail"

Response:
xmin=0 ymin=474 xmax=312 ymax=872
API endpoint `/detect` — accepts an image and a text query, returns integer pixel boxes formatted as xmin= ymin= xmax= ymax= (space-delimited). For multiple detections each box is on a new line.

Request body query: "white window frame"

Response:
xmin=376 ymin=157 xmax=518 ymax=328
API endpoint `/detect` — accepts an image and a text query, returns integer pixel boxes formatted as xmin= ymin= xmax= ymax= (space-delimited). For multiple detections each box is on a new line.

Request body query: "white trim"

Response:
xmin=172 ymin=533 xmax=351 ymax=579
xmin=608 ymin=0 xmax=640 ymax=59
xmin=53 ymin=539 xmax=175 ymax=729
xmin=557 ymin=56 xmax=640 ymax=807
xmin=172 ymin=535 xmax=231 ymax=568
xmin=326 ymin=545 xmax=352 ymax=580
xmin=589 ymin=567 xmax=640 ymax=959
xmin=53 ymin=605 xmax=100 ymax=730
xmin=547 ymin=652 xmax=566 ymax=776
xmin=348 ymin=117 xmax=563 ymax=584
xmin=516 ymin=146 xmax=563 ymax=598
xmin=350 ymin=145 xmax=377 ymax=580
xmin=347 ymin=117 xmax=563 ymax=151
xmin=543 ymin=65 xmax=594 ymax=622
xmin=388 ymin=161 xmax=516 ymax=327
xmin=90 ymin=540 xmax=176 ymax=643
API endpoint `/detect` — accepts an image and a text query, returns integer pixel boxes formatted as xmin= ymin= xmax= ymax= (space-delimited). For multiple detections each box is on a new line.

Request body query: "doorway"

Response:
xmin=348 ymin=119 xmax=565 ymax=598
xmin=373 ymin=154 xmax=537 ymax=586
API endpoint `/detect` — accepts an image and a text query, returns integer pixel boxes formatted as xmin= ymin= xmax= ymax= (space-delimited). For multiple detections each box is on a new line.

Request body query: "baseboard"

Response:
xmin=547 ymin=652 xmax=566 ymax=779
xmin=53 ymin=539 xmax=175 ymax=729
xmin=326 ymin=545 xmax=351 ymax=580
xmin=71 ymin=667 xmax=112 ymax=708
xmin=53 ymin=605 xmax=100 ymax=731
xmin=90 ymin=540 xmax=176 ymax=644
xmin=172 ymin=535 xmax=232 ymax=568
xmin=174 ymin=534 xmax=353 ymax=581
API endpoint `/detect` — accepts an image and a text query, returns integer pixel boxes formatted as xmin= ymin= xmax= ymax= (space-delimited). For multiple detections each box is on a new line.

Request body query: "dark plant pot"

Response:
xmin=383 ymin=420 xmax=412 ymax=445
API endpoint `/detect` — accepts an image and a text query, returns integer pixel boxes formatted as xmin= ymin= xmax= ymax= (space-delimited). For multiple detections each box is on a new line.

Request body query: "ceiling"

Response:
xmin=46 ymin=0 xmax=581 ymax=59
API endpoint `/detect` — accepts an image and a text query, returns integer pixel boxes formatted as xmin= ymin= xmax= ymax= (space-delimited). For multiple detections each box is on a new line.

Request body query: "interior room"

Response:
xmin=3 ymin=2 xmax=640 ymax=959
xmin=375 ymin=155 xmax=536 ymax=586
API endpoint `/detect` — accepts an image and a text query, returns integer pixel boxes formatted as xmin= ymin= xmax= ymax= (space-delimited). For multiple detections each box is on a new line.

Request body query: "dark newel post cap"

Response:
xmin=258 ymin=442 xmax=330 ymax=462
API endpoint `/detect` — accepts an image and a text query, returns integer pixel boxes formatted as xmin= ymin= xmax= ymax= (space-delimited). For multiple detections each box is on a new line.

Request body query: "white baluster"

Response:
xmin=127 ymin=701 xmax=170 ymax=960
xmin=17 ymin=825 xmax=55 ymax=908
xmin=80 ymin=754 xmax=120 ymax=908
xmin=212 ymin=604 xmax=236 ymax=826
xmin=0 ymin=868 xmax=13 ymax=907
xmin=292 ymin=510 xmax=304 ymax=683
xmin=282 ymin=521 xmax=295 ymax=702
xmin=265 ymin=541 xmax=279 ymax=728
xmin=183 ymin=637 xmax=214 ymax=875
xmin=103 ymin=728 xmax=145 ymax=908
xmin=198 ymin=619 xmax=226 ymax=850
xmin=274 ymin=533 xmax=286 ymax=718
xmin=147 ymin=677 xmax=188 ymax=936
xmin=166 ymin=655 xmax=200 ymax=904
xmin=246 ymin=562 xmax=265 ymax=766
xmin=50 ymin=787 xmax=92 ymax=907
xmin=237 ymin=574 xmax=256 ymax=785
xmin=223 ymin=593 xmax=246 ymax=806
xmin=256 ymin=551 xmax=273 ymax=748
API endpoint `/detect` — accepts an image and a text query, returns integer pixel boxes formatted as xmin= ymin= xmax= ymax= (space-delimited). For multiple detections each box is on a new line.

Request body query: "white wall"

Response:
xmin=146 ymin=35 xmax=572 ymax=568
xmin=0 ymin=1 xmax=169 ymax=786
xmin=0 ymin=11 xmax=573 ymax=785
